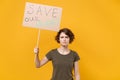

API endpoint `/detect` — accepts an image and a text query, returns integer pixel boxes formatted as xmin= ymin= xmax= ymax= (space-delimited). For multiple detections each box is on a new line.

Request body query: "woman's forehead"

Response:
xmin=60 ymin=32 xmax=68 ymax=36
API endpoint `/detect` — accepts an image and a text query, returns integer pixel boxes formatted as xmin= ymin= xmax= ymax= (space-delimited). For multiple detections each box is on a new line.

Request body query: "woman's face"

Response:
xmin=59 ymin=32 xmax=70 ymax=47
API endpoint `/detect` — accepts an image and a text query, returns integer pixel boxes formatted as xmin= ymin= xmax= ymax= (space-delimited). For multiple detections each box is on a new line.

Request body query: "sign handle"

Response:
xmin=36 ymin=29 xmax=40 ymax=48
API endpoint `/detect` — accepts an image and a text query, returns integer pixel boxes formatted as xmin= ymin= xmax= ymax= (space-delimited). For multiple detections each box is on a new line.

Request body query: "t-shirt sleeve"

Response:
xmin=46 ymin=50 xmax=53 ymax=60
xmin=74 ymin=52 xmax=80 ymax=62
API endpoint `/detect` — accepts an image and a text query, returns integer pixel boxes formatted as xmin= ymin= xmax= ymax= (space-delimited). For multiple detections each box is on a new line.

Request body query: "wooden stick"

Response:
xmin=36 ymin=29 xmax=40 ymax=48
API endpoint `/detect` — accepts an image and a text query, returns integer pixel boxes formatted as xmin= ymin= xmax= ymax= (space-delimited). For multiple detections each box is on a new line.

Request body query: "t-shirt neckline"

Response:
xmin=56 ymin=48 xmax=71 ymax=56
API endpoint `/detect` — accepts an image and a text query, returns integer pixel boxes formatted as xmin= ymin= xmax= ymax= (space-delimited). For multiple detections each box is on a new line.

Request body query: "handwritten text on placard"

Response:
xmin=23 ymin=2 xmax=62 ymax=31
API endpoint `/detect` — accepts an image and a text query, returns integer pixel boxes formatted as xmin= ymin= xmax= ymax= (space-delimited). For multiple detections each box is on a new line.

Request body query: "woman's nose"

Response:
xmin=63 ymin=38 xmax=66 ymax=40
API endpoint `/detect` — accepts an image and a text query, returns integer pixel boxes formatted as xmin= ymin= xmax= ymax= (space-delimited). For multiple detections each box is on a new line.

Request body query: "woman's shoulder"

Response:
xmin=70 ymin=49 xmax=80 ymax=61
xmin=47 ymin=48 xmax=57 ymax=53
xmin=70 ymin=49 xmax=80 ymax=56
xmin=50 ymin=48 xmax=57 ymax=51
xmin=70 ymin=49 xmax=78 ymax=54
xmin=46 ymin=48 xmax=57 ymax=57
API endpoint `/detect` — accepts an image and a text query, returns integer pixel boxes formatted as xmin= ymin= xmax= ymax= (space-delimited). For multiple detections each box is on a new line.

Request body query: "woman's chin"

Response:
xmin=61 ymin=44 xmax=68 ymax=47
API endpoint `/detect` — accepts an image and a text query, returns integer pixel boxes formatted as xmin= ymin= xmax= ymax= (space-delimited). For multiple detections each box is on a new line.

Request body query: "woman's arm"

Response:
xmin=74 ymin=61 xmax=80 ymax=80
xmin=34 ymin=48 xmax=49 ymax=68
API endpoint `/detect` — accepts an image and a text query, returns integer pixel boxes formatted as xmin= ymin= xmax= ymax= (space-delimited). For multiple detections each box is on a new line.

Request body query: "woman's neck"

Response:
xmin=59 ymin=45 xmax=68 ymax=50
xmin=57 ymin=46 xmax=70 ymax=55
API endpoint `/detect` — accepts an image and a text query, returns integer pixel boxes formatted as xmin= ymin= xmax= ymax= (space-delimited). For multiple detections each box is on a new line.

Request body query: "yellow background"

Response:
xmin=0 ymin=0 xmax=120 ymax=80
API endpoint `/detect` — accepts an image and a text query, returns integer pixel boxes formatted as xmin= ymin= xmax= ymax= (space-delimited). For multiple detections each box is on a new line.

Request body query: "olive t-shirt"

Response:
xmin=46 ymin=49 xmax=80 ymax=80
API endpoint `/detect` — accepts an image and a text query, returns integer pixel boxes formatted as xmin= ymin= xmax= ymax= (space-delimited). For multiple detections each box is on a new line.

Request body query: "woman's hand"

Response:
xmin=34 ymin=47 xmax=39 ymax=54
xmin=34 ymin=47 xmax=49 ymax=68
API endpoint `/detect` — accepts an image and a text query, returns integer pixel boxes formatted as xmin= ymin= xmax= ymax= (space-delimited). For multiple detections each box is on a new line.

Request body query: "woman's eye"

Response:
xmin=65 ymin=36 xmax=69 ymax=38
xmin=60 ymin=36 xmax=69 ymax=38
xmin=60 ymin=36 xmax=64 ymax=38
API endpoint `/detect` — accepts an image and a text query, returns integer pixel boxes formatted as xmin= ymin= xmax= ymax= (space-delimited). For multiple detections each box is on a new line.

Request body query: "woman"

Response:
xmin=34 ymin=28 xmax=80 ymax=80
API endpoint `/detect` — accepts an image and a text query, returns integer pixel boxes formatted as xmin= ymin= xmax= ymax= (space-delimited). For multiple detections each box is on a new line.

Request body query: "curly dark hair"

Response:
xmin=55 ymin=28 xmax=75 ymax=43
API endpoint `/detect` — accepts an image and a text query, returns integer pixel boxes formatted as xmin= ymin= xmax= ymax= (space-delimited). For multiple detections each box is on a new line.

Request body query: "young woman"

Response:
xmin=34 ymin=28 xmax=80 ymax=80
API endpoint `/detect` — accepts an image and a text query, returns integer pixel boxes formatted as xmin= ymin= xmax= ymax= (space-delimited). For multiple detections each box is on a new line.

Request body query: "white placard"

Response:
xmin=23 ymin=2 xmax=62 ymax=31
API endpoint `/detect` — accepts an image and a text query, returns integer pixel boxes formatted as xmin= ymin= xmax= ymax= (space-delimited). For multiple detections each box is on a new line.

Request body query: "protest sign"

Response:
xmin=23 ymin=2 xmax=62 ymax=31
